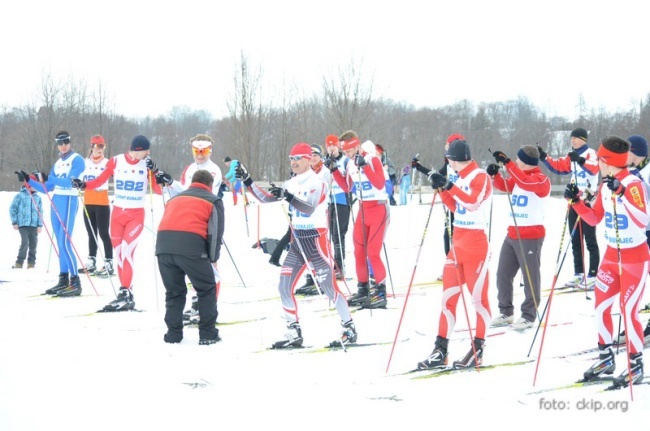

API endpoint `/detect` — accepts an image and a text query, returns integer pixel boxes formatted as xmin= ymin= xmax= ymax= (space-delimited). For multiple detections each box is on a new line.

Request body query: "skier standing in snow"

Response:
xmin=72 ymin=135 xmax=163 ymax=311
xmin=238 ymin=142 xmax=357 ymax=348
xmin=17 ymin=131 xmax=85 ymax=296
xmin=156 ymin=169 xmax=224 ymax=345
xmin=538 ymin=127 xmax=600 ymax=290
xmin=416 ymin=139 xmax=493 ymax=370
xmin=564 ymin=135 xmax=649 ymax=388
xmin=412 ymin=133 xmax=464 ymax=281
xmin=487 ymin=145 xmax=550 ymax=330
xmin=156 ymin=134 xmax=225 ymax=321
xmin=9 ymin=183 xmax=42 ymax=269
xmin=324 ymin=134 xmax=352 ymax=280
xmin=78 ymin=135 xmax=114 ymax=277
xmin=331 ymin=131 xmax=390 ymax=309
xmin=295 ymin=144 xmax=331 ymax=296
xmin=617 ymin=135 xmax=650 ymax=344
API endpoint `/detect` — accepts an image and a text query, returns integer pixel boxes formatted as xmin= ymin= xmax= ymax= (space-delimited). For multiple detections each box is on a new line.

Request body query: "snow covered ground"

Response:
xmin=0 ymin=189 xmax=647 ymax=430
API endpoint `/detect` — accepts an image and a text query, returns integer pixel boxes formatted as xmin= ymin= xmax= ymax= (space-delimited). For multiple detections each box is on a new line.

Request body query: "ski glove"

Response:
xmin=15 ymin=170 xmax=30 ymax=182
xmin=154 ymin=170 xmax=173 ymax=186
xmin=537 ymin=146 xmax=547 ymax=161
xmin=411 ymin=156 xmax=420 ymax=168
xmin=568 ymin=151 xmax=586 ymax=165
xmin=564 ymin=183 xmax=580 ymax=204
xmin=429 ymin=172 xmax=451 ymax=190
xmin=145 ymin=157 xmax=157 ymax=172
xmin=33 ymin=171 xmax=48 ymax=182
xmin=486 ymin=163 xmax=500 ymax=177
xmin=354 ymin=153 xmax=366 ymax=168
xmin=269 ymin=186 xmax=294 ymax=202
xmin=492 ymin=151 xmax=510 ymax=165
xmin=236 ymin=163 xmax=253 ymax=187
xmin=324 ymin=157 xmax=338 ymax=172
xmin=71 ymin=178 xmax=87 ymax=190
xmin=603 ymin=176 xmax=625 ymax=196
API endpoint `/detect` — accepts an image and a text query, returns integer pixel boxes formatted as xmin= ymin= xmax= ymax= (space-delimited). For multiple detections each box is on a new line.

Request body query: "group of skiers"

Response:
xmin=11 ymin=127 xmax=650 ymax=389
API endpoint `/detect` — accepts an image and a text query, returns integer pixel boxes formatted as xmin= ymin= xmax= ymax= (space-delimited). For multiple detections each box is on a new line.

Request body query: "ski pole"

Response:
xmin=611 ymin=190 xmax=635 ymax=400
xmin=386 ymin=191 xmax=438 ymax=373
xmin=222 ymin=239 xmax=247 ymax=288
xmin=148 ymin=171 xmax=159 ymax=311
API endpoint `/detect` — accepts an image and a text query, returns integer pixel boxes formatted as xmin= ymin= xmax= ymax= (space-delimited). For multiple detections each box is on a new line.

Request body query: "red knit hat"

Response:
xmin=290 ymin=143 xmax=312 ymax=159
xmin=446 ymin=133 xmax=465 ymax=145
xmin=340 ymin=137 xmax=360 ymax=151
xmin=90 ymin=135 xmax=105 ymax=145
xmin=325 ymin=134 xmax=339 ymax=147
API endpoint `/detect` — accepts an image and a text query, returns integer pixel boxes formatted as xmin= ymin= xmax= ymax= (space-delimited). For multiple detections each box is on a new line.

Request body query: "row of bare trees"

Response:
xmin=2 ymin=54 xmax=650 ymax=192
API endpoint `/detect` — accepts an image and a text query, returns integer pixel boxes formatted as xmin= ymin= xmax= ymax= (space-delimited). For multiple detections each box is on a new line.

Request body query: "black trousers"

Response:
xmin=157 ymin=253 xmax=219 ymax=341
xmin=328 ymin=203 xmax=351 ymax=272
xmin=83 ymin=204 xmax=113 ymax=259
xmin=568 ymin=205 xmax=599 ymax=276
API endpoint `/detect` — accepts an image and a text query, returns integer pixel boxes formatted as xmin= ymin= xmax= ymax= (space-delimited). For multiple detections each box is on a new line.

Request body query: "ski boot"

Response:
xmin=582 ymin=344 xmax=615 ymax=381
xmin=271 ymin=322 xmax=303 ymax=349
xmin=44 ymin=273 xmax=69 ymax=295
xmin=452 ymin=337 xmax=485 ymax=369
xmin=103 ymin=288 xmax=135 ymax=312
xmin=78 ymin=256 xmax=96 ymax=274
xmin=417 ymin=336 xmax=449 ymax=370
xmin=57 ymin=275 xmax=82 ymax=297
xmin=95 ymin=259 xmax=115 ymax=277
xmin=361 ymin=283 xmax=387 ymax=309
xmin=347 ymin=282 xmax=369 ymax=306
xmin=612 ymin=353 xmax=644 ymax=388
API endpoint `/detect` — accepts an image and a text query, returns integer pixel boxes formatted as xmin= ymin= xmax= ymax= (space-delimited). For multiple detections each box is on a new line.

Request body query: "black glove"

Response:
xmin=537 ymin=146 xmax=547 ymax=161
xmin=324 ymin=156 xmax=338 ymax=172
xmin=33 ymin=171 xmax=48 ymax=182
xmin=411 ymin=156 xmax=420 ymax=168
xmin=154 ymin=170 xmax=173 ymax=186
xmin=486 ymin=163 xmax=500 ymax=177
xmin=563 ymin=183 xmax=580 ymax=203
xmin=429 ymin=172 xmax=448 ymax=189
xmin=603 ymin=176 xmax=625 ymax=196
xmin=16 ymin=170 xmax=30 ymax=182
xmin=145 ymin=157 xmax=157 ymax=172
xmin=71 ymin=178 xmax=86 ymax=190
xmin=236 ymin=163 xmax=253 ymax=187
xmin=492 ymin=151 xmax=510 ymax=165
xmin=568 ymin=151 xmax=586 ymax=165
xmin=269 ymin=186 xmax=294 ymax=202
xmin=354 ymin=153 xmax=366 ymax=168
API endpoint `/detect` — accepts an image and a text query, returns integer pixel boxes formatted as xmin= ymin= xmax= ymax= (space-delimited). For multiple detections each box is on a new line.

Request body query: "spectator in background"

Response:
xmin=399 ymin=164 xmax=411 ymax=205
xmin=223 ymin=157 xmax=242 ymax=205
xmin=9 ymin=183 xmax=43 ymax=269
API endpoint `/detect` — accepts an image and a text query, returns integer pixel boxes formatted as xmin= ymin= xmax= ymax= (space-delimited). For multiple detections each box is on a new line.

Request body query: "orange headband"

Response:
xmin=597 ymin=145 xmax=627 ymax=168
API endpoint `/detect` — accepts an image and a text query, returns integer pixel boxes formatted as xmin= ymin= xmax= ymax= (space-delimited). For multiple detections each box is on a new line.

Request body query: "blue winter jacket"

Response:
xmin=9 ymin=187 xmax=43 ymax=228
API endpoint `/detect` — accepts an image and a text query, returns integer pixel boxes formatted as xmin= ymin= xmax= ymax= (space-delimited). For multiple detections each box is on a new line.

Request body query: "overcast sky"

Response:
xmin=2 ymin=0 xmax=649 ymax=120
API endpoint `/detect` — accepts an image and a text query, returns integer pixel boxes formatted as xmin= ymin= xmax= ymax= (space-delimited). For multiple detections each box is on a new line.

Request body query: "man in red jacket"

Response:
xmin=155 ymin=169 xmax=225 ymax=345
xmin=487 ymin=145 xmax=551 ymax=330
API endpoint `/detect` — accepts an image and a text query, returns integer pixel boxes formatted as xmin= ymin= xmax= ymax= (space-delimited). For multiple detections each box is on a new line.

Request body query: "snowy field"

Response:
xmin=0 ymin=188 xmax=647 ymax=430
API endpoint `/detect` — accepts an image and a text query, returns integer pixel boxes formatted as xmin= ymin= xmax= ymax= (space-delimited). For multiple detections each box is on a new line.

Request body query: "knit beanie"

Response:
xmin=570 ymin=127 xmax=588 ymax=142
xmin=446 ymin=133 xmax=465 ymax=145
xmin=130 ymin=135 xmax=150 ymax=151
xmin=628 ymin=135 xmax=648 ymax=157
xmin=446 ymin=140 xmax=471 ymax=161
xmin=290 ymin=143 xmax=312 ymax=159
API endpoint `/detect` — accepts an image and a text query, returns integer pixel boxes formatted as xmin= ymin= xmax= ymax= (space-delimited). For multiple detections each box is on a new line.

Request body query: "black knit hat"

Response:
xmin=446 ymin=140 xmax=471 ymax=161
xmin=570 ymin=127 xmax=588 ymax=141
xmin=130 ymin=135 xmax=150 ymax=151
